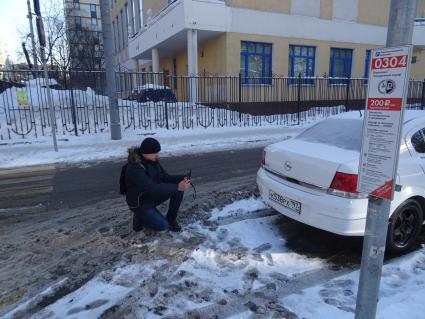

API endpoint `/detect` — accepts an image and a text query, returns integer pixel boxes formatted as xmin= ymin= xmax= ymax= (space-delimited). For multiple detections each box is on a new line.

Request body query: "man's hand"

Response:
xmin=178 ymin=178 xmax=191 ymax=191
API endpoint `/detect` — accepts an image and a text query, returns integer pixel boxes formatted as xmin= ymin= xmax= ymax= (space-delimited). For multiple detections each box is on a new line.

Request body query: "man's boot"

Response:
xmin=168 ymin=220 xmax=182 ymax=232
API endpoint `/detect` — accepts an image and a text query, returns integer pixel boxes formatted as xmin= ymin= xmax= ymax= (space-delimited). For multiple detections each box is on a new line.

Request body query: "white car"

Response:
xmin=257 ymin=110 xmax=425 ymax=253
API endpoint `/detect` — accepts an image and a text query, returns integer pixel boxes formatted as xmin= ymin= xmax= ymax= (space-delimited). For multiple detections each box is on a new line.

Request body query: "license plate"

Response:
xmin=269 ymin=190 xmax=301 ymax=214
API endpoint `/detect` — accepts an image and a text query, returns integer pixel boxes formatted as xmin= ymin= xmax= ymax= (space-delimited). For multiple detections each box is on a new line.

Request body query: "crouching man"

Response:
xmin=125 ymin=138 xmax=191 ymax=232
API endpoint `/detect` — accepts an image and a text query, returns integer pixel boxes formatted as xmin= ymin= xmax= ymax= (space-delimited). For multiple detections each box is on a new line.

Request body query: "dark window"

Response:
xmin=240 ymin=41 xmax=272 ymax=85
xmin=74 ymin=16 xmax=81 ymax=30
xmin=90 ymin=4 xmax=97 ymax=18
xmin=112 ymin=21 xmax=117 ymax=52
xmin=121 ymin=9 xmax=126 ymax=47
xmin=116 ymin=16 xmax=121 ymax=50
xmin=289 ymin=45 xmax=316 ymax=84
xmin=411 ymin=129 xmax=425 ymax=153
xmin=73 ymin=0 xmax=80 ymax=9
xmin=364 ymin=50 xmax=371 ymax=83
xmin=124 ymin=3 xmax=129 ymax=43
xmin=330 ymin=48 xmax=353 ymax=85
xmin=138 ymin=0 xmax=143 ymax=29
xmin=130 ymin=0 xmax=135 ymax=35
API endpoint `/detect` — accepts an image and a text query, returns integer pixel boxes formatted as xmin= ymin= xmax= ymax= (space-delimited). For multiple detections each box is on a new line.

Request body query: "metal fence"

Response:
xmin=0 ymin=69 xmax=424 ymax=140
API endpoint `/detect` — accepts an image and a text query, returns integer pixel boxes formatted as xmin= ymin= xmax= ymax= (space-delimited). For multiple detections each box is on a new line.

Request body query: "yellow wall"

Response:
xmin=358 ymin=0 xmax=389 ymax=26
xmin=225 ymin=33 xmax=382 ymax=78
xmin=320 ymin=0 xmax=333 ymax=20
xmin=225 ymin=0 xmax=291 ymax=14
xmin=132 ymin=33 xmax=425 ymax=80
xmin=418 ymin=0 xmax=425 ymax=17
xmin=157 ymin=34 xmax=228 ymax=76
xmin=411 ymin=49 xmax=425 ymax=80
xmin=142 ymin=0 xmax=168 ymax=23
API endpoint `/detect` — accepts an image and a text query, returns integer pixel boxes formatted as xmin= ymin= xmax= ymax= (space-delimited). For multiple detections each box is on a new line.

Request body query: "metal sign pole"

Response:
xmin=99 ymin=0 xmax=122 ymax=140
xmin=33 ymin=0 xmax=58 ymax=152
xmin=354 ymin=1 xmax=418 ymax=318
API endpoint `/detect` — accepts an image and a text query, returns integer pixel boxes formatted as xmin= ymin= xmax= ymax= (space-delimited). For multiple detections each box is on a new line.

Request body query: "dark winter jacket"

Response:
xmin=125 ymin=148 xmax=185 ymax=209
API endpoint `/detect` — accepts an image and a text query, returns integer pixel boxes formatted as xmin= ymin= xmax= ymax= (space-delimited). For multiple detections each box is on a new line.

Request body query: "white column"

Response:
xmin=152 ymin=48 xmax=160 ymax=73
xmin=132 ymin=58 xmax=139 ymax=89
xmin=187 ymin=29 xmax=198 ymax=103
xmin=192 ymin=29 xmax=198 ymax=75
xmin=151 ymin=48 xmax=160 ymax=86
xmin=187 ymin=29 xmax=198 ymax=76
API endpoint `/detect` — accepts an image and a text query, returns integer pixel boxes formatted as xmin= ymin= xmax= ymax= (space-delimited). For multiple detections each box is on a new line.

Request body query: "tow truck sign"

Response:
xmin=357 ymin=46 xmax=412 ymax=200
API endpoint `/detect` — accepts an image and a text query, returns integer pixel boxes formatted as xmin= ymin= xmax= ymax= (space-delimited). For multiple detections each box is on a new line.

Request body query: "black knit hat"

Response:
xmin=139 ymin=138 xmax=161 ymax=154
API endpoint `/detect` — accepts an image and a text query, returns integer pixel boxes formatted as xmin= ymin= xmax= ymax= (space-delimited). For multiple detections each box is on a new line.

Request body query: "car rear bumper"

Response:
xmin=257 ymin=167 xmax=368 ymax=236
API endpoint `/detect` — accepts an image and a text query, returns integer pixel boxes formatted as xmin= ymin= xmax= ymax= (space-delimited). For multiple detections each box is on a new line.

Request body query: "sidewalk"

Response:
xmin=0 ymin=125 xmax=308 ymax=169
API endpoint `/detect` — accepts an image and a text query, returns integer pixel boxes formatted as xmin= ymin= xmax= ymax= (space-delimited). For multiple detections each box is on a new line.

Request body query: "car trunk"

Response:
xmin=265 ymin=139 xmax=360 ymax=189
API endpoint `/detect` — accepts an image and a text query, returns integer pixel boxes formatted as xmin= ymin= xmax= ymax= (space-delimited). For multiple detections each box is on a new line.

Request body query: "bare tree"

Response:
xmin=18 ymin=0 xmax=104 ymax=72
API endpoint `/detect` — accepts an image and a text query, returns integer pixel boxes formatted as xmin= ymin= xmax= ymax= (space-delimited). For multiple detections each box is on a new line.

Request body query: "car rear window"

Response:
xmin=295 ymin=119 xmax=363 ymax=151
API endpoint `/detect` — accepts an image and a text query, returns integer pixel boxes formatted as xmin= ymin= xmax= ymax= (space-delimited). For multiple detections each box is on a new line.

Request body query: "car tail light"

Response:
xmin=328 ymin=172 xmax=367 ymax=199
xmin=261 ymin=149 xmax=266 ymax=167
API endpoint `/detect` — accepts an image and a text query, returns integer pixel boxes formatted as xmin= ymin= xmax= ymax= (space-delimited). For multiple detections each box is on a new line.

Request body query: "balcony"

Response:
xmin=129 ymin=0 xmax=226 ymax=59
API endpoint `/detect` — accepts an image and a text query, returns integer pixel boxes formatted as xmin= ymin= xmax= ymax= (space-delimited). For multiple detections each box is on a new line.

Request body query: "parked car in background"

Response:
xmin=128 ymin=84 xmax=177 ymax=103
xmin=257 ymin=110 xmax=425 ymax=253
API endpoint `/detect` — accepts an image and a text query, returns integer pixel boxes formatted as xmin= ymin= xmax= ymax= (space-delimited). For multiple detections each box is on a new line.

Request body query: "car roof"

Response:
xmin=329 ymin=110 xmax=425 ymax=124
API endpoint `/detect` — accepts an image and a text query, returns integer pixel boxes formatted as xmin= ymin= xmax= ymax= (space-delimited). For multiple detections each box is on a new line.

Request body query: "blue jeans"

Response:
xmin=132 ymin=191 xmax=183 ymax=231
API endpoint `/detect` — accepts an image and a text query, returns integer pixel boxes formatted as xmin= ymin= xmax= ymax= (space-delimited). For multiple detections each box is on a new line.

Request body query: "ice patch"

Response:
xmin=209 ymin=197 xmax=268 ymax=221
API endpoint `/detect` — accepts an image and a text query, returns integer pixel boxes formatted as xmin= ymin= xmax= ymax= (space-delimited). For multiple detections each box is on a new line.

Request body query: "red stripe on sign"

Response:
xmin=371 ymin=180 xmax=394 ymax=200
xmin=367 ymin=98 xmax=402 ymax=111
xmin=371 ymin=55 xmax=408 ymax=70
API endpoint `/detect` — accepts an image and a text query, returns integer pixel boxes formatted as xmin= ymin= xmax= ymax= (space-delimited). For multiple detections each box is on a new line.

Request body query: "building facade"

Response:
xmin=111 ymin=0 xmax=425 ymax=80
xmin=64 ymin=0 xmax=104 ymax=70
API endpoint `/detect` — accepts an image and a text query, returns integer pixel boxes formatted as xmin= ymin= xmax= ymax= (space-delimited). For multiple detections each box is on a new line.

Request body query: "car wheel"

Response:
xmin=386 ymin=199 xmax=423 ymax=253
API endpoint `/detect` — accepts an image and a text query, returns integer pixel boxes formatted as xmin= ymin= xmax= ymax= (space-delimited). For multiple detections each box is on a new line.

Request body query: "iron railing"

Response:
xmin=0 ymin=70 xmax=424 ymax=140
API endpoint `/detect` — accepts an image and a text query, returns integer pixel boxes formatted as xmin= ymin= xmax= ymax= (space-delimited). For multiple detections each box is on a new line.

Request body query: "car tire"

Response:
xmin=386 ymin=199 xmax=423 ymax=254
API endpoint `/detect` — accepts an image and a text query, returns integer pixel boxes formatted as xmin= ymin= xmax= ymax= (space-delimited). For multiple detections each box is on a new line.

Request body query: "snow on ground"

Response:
xmin=4 ymin=197 xmax=425 ymax=318
xmin=5 ymin=262 xmax=165 ymax=319
xmin=209 ymin=197 xmax=268 ymax=221
xmin=172 ymin=215 xmax=324 ymax=294
xmin=281 ymin=247 xmax=425 ymax=319
xmin=0 ymin=124 xmax=306 ymax=168
xmin=4 ymin=198 xmax=322 ymax=319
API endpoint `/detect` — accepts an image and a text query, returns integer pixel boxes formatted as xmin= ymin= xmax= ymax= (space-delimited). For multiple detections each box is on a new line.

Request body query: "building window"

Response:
xmin=73 ymin=0 xmax=80 ymax=9
xmin=112 ymin=21 xmax=117 ymax=53
xmin=90 ymin=4 xmax=97 ymax=17
xmin=138 ymin=0 xmax=143 ymax=29
xmin=74 ymin=16 xmax=81 ymax=30
xmin=125 ymin=3 xmax=129 ymax=43
xmin=240 ymin=41 xmax=272 ymax=85
xmin=364 ymin=50 xmax=371 ymax=83
xmin=329 ymin=48 xmax=353 ymax=84
xmin=117 ymin=16 xmax=121 ymax=50
xmin=130 ymin=0 xmax=135 ymax=35
xmin=91 ymin=18 xmax=97 ymax=26
xmin=120 ymin=10 xmax=125 ymax=47
xmin=289 ymin=45 xmax=316 ymax=84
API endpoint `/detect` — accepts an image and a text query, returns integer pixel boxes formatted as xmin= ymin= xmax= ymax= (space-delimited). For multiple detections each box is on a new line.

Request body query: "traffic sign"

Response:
xmin=357 ymin=45 xmax=412 ymax=200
